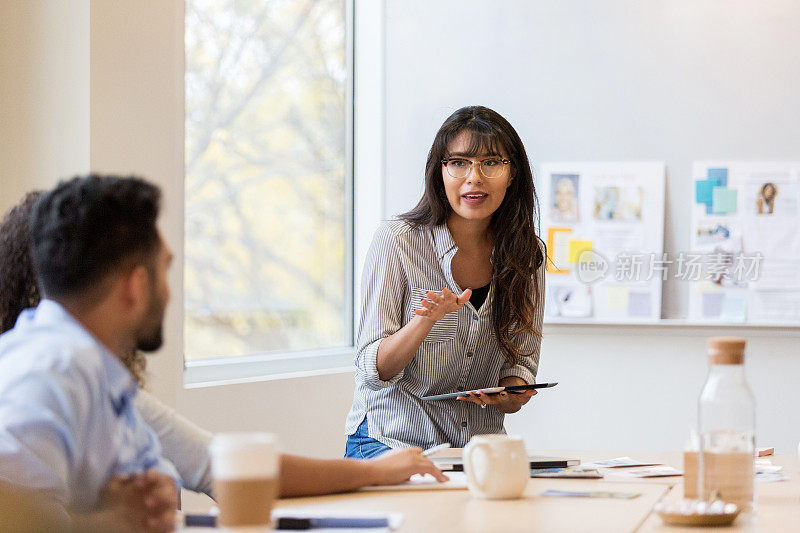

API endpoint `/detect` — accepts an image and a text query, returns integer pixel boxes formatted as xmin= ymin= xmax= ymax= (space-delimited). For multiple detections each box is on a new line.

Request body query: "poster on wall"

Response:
xmin=689 ymin=161 xmax=800 ymax=325
xmin=540 ymin=162 xmax=666 ymax=322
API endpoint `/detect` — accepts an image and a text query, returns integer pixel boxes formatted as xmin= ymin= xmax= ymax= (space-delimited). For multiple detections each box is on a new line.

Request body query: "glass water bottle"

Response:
xmin=697 ymin=337 xmax=755 ymax=510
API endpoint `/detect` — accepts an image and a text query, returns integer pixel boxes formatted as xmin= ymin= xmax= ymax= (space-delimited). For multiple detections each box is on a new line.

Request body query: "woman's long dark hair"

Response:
xmin=0 ymin=191 xmax=146 ymax=383
xmin=400 ymin=106 xmax=545 ymax=365
xmin=0 ymin=192 xmax=41 ymax=334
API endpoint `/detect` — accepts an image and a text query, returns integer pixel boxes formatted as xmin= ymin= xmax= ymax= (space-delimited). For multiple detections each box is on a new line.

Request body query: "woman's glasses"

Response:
xmin=442 ymin=157 xmax=511 ymax=179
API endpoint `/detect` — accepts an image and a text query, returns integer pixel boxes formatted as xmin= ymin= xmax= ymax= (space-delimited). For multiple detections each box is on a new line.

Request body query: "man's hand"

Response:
xmin=365 ymin=448 xmax=449 ymax=485
xmin=98 ymin=470 xmax=178 ymax=533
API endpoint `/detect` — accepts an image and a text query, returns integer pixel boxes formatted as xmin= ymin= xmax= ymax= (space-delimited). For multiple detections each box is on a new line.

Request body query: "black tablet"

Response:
xmin=421 ymin=382 xmax=558 ymax=401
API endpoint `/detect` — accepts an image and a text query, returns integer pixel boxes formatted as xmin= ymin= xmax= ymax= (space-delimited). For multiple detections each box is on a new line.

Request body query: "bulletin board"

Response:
xmin=540 ymin=162 xmax=666 ymax=322
xmin=689 ymin=162 xmax=800 ymax=326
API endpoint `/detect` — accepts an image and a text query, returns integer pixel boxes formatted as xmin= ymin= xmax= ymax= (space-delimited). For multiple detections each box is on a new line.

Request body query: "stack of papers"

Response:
xmin=755 ymin=459 xmax=789 ymax=482
xmin=578 ymin=457 xmax=681 ymax=478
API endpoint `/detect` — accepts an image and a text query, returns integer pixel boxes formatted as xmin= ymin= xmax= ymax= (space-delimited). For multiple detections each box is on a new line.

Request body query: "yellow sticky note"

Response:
xmin=568 ymin=240 xmax=593 ymax=263
xmin=606 ymin=286 xmax=630 ymax=311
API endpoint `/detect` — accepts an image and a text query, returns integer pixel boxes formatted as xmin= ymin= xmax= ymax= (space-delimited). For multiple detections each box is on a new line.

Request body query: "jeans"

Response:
xmin=344 ymin=417 xmax=392 ymax=459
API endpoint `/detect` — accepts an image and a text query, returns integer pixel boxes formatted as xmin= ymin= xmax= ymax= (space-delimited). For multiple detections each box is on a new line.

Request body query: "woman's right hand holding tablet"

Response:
xmin=414 ymin=287 xmax=472 ymax=322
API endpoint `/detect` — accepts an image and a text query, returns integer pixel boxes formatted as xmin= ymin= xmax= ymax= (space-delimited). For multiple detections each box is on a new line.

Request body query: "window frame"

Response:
xmin=183 ymin=0 xmax=373 ymax=386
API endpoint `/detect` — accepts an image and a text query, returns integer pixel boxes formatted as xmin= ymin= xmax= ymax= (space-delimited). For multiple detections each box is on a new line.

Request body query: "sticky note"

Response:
xmin=707 ymin=168 xmax=728 ymax=187
xmin=695 ymin=179 xmax=714 ymax=204
xmin=720 ymin=295 xmax=746 ymax=323
xmin=568 ymin=240 xmax=593 ymax=263
xmin=712 ymin=187 xmax=737 ymax=214
xmin=606 ymin=286 xmax=630 ymax=311
xmin=702 ymin=292 xmax=723 ymax=318
xmin=627 ymin=291 xmax=651 ymax=317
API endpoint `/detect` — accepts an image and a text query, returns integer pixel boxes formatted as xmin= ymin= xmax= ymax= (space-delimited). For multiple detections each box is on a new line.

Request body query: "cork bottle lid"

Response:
xmin=708 ymin=337 xmax=746 ymax=365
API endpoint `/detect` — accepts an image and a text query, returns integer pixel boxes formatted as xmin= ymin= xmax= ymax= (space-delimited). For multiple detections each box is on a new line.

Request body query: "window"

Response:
xmin=184 ymin=0 xmax=352 ymax=373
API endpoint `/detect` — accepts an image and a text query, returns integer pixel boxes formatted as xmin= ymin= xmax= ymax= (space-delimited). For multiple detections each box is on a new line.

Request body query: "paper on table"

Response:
xmin=359 ymin=472 xmax=468 ymax=492
xmin=756 ymin=472 xmax=790 ymax=482
xmin=541 ymin=489 xmax=640 ymax=499
xmin=754 ymin=458 xmax=788 ymax=482
xmin=530 ymin=467 xmax=603 ymax=479
xmin=754 ymin=459 xmax=783 ymax=474
xmin=612 ymin=466 xmax=683 ymax=478
xmin=581 ymin=457 xmax=660 ymax=469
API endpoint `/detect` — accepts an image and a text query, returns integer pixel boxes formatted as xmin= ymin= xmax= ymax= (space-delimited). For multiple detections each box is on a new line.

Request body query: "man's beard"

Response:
xmin=136 ymin=287 xmax=166 ymax=353
xmin=136 ymin=322 xmax=163 ymax=353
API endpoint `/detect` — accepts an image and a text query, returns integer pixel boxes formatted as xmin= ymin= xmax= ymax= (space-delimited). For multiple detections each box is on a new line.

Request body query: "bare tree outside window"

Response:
xmin=185 ymin=0 xmax=349 ymax=361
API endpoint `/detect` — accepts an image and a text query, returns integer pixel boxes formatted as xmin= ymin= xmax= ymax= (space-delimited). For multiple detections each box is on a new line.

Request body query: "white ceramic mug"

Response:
xmin=463 ymin=434 xmax=528 ymax=500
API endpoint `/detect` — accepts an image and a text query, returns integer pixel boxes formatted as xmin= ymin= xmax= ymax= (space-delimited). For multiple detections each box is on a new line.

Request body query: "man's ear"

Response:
xmin=123 ymin=265 xmax=150 ymax=314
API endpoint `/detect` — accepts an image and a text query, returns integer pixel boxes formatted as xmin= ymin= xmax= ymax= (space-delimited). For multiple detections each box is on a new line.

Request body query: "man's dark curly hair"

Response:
xmin=31 ymin=174 xmax=161 ymax=301
xmin=0 ymin=191 xmax=42 ymax=333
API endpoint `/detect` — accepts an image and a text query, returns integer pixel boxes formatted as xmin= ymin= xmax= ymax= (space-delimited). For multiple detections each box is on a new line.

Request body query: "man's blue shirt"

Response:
xmin=0 ymin=300 xmax=179 ymax=511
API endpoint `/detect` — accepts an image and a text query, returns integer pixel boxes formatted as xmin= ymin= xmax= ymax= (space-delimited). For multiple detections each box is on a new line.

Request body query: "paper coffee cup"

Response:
xmin=210 ymin=433 xmax=279 ymax=529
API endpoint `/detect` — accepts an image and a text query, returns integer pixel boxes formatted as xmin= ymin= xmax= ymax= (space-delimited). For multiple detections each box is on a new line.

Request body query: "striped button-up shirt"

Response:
xmin=345 ymin=220 xmax=544 ymax=449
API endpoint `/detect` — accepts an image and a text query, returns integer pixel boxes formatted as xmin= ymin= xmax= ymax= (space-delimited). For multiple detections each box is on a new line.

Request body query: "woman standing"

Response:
xmin=345 ymin=106 xmax=546 ymax=458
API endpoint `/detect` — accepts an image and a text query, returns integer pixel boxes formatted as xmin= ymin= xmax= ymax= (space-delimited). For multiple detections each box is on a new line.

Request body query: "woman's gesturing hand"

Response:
xmin=414 ymin=287 xmax=472 ymax=322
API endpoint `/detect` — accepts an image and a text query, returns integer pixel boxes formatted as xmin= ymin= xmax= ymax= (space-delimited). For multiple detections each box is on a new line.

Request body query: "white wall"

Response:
xmin=0 ymin=0 xmax=90 ymax=211
xmin=383 ymin=0 xmax=800 ymax=452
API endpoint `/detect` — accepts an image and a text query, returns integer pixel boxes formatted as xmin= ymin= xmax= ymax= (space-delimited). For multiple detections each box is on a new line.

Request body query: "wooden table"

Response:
xmin=184 ymin=451 xmax=800 ymax=532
